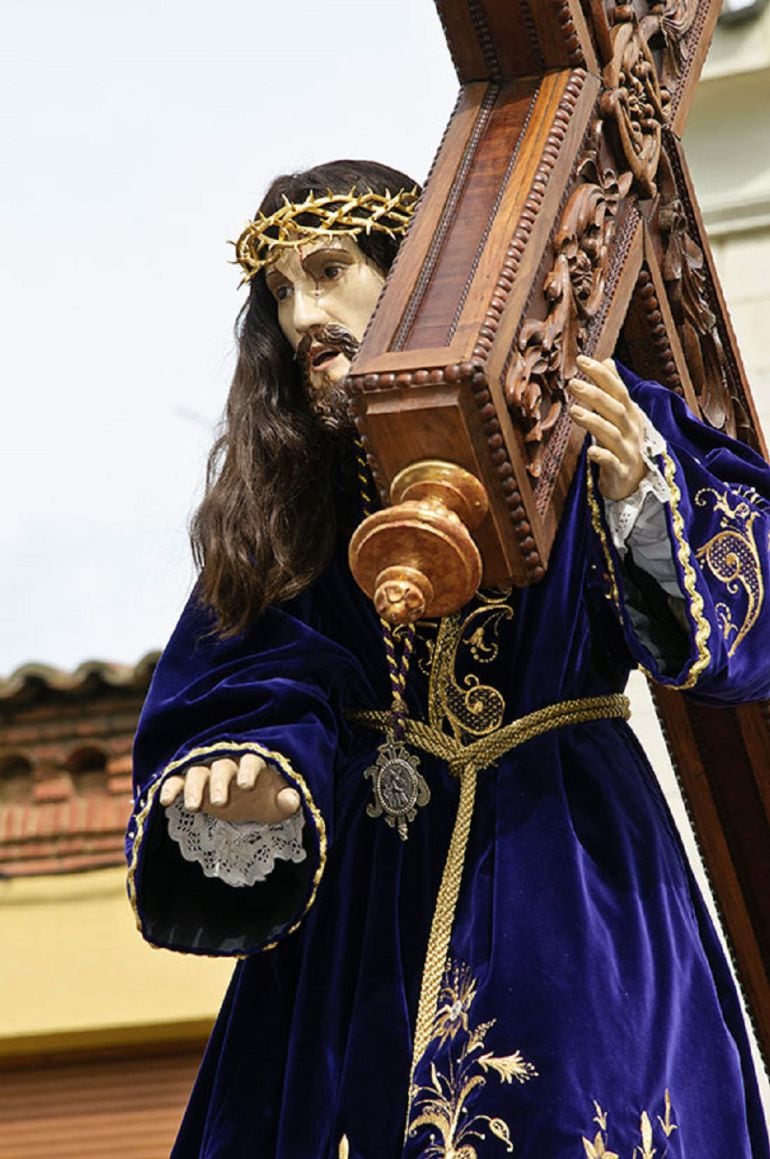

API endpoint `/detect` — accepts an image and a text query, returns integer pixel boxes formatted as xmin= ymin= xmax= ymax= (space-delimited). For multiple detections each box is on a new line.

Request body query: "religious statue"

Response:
xmin=127 ymin=156 xmax=770 ymax=1157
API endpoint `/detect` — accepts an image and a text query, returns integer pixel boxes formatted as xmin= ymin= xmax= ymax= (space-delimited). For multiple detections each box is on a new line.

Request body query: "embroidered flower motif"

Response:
xmin=477 ymin=1051 xmax=538 ymax=1085
xmin=582 ymin=1132 xmax=619 ymax=1159
xmin=409 ymin=960 xmax=536 ymax=1158
xmin=638 ymin=1111 xmax=655 ymax=1159
xmin=432 ymin=962 xmax=478 ymax=1047
xmin=695 ymin=485 xmax=765 ymax=656
xmin=657 ymin=1089 xmax=678 ymax=1140
xmin=582 ymin=1092 xmax=678 ymax=1159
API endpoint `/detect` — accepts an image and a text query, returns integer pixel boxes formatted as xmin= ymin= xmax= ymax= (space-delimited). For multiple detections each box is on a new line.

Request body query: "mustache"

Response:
xmin=296 ymin=323 xmax=360 ymax=372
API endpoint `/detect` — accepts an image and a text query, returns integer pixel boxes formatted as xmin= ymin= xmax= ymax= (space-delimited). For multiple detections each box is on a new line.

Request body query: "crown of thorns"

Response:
xmin=231 ymin=187 xmax=419 ymax=284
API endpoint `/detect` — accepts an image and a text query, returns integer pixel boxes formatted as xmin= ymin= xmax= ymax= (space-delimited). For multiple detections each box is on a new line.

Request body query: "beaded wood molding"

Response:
xmin=347 ymin=0 xmax=746 ymax=599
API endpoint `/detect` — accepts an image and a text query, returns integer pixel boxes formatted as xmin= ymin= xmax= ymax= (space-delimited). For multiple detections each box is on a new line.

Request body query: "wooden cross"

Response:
xmin=347 ymin=0 xmax=770 ymax=1073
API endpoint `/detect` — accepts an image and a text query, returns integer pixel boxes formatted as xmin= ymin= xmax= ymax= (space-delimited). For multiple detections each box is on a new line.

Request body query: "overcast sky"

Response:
xmin=1 ymin=0 xmax=457 ymax=674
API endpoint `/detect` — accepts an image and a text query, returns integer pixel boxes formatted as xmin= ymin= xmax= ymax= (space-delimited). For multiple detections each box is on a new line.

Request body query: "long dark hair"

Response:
xmin=190 ymin=159 xmax=419 ymax=635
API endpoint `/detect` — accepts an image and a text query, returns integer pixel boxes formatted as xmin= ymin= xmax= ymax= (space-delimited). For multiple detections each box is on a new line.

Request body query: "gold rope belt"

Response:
xmin=350 ymin=692 xmax=631 ymax=1128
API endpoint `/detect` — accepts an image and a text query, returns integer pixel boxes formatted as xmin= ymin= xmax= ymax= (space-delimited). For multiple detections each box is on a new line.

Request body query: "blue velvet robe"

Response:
xmin=128 ymin=370 xmax=770 ymax=1158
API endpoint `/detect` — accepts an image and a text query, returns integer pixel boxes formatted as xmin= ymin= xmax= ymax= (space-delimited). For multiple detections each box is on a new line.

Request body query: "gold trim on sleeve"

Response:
xmin=127 ymin=741 xmax=327 ymax=956
xmin=587 ymin=452 xmax=711 ymax=690
xmin=587 ymin=467 xmax=622 ymax=609
xmin=659 ymin=448 xmax=711 ymax=689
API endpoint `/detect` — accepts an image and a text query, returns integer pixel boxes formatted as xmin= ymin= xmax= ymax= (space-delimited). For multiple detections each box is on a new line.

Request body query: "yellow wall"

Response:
xmin=0 ymin=867 xmax=232 ymax=1055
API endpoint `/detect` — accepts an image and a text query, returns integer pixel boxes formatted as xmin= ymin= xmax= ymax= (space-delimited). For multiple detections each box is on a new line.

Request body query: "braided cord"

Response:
xmin=355 ymin=441 xmax=415 ymax=740
xmin=352 ymin=693 xmax=631 ymax=775
xmin=408 ymin=763 xmax=477 ymax=1101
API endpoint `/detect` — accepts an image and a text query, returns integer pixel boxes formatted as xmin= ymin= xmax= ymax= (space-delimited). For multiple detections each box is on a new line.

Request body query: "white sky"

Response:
xmin=1 ymin=0 xmax=457 ymax=674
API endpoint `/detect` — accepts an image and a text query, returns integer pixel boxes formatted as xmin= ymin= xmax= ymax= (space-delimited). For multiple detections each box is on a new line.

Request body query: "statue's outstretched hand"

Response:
xmin=568 ymin=355 xmax=647 ymax=501
xmin=159 ymin=753 xmax=301 ymax=823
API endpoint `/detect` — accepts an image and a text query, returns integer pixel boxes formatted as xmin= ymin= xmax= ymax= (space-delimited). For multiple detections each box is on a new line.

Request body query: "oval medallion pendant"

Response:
xmin=364 ymin=738 xmax=430 ymax=840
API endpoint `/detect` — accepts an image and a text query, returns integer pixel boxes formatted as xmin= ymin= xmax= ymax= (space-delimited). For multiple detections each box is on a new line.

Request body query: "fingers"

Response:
xmin=569 ymin=378 xmax=628 ymax=429
xmin=236 ymin=752 xmax=266 ymax=791
xmin=568 ymin=356 xmax=648 ymax=501
xmin=234 ymin=753 xmax=300 ymax=815
xmin=586 ymin=444 xmax=621 ymax=472
xmin=575 ymin=355 xmax=626 ymax=400
xmin=568 ymin=357 xmax=638 ymax=430
xmin=181 ymin=762 xmax=220 ymax=811
xmin=159 ymin=774 xmax=186 ymax=807
xmin=586 ymin=442 xmax=645 ymax=501
xmin=159 ymin=752 xmax=303 ymax=823
xmin=208 ymin=758 xmax=239 ymax=807
xmin=276 ymin=785 xmax=302 ymax=818
xmin=169 ymin=759 xmax=240 ymax=811
xmin=570 ymin=404 xmax=627 ymax=457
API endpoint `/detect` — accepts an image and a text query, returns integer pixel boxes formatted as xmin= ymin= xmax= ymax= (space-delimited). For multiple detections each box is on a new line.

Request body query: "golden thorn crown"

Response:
xmin=231 ymin=186 xmax=419 ymax=285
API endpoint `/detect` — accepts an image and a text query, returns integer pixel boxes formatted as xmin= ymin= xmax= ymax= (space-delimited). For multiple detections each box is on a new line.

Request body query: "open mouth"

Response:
xmin=310 ymin=346 xmax=341 ymax=371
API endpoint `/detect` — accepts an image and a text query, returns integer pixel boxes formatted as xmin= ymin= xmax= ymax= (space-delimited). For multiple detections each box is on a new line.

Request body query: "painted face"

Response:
xmin=265 ymin=235 xmax=386 ymax=398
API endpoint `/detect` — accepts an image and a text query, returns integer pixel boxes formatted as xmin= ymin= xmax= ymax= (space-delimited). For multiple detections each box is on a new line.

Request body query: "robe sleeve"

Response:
xmin=126 ymin=592 xmax=367 ymax=956
xmin=587 ymin=366 xmax=770 ymax=702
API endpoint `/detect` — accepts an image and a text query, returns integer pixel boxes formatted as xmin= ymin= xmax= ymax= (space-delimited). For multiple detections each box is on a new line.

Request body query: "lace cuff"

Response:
xmin=165 ymin=797 xmax=307 ymax=888
xmin=603 ymin=416 xmax=670 ymax=554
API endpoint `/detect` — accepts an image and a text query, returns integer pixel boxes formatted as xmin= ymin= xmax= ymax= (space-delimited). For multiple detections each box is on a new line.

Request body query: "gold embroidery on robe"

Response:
xmin=582 ymin=1090 xmax=678 ymax=1158
xmin=419 ymin=591 xmax=513 ymax=741
xmin=695 ymin=486 xmax=766 ymax=656
xmin=407 ymin=960 xmax=537 ymax=1158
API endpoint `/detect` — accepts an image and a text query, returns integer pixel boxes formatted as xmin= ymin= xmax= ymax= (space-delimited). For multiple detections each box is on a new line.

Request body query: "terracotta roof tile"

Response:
xmin=0 ymin=653 xmax=159 ymax=706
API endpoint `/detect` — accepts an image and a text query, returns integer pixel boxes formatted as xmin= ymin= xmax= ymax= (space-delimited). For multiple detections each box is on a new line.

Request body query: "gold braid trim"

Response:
xmin=351 ymin=693 xmax=630 ymax=778
xmin=352 ymin=692 xmax=630 ymax=1132
xmin=587 ymin=467 xmax=621 ymax=609
xmin=586 ymin=454 xmax=711 ymax=690
xmin=660 ymin=447 xmax=712 ymax=689
xmin=410 ymin=762 xmax=478 ymax=1108
xmin=127 ymin=740 xmax=327 ymax=957
xmin=232 ymin=187 xmax=419 ymax=284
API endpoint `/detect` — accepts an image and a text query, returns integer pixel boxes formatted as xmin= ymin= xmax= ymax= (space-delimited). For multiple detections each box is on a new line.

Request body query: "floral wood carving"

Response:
xmin=643 ymin=0 xmax=698 ymax=89
xmin=656 ymin=152 xmax=749 ymax=440
xmin=590 ymin=1 xmax=703 ymax=134
xmin=505 ymin=124 xmax=632 ymax=478
xmin=600 ymin=15 xmax=667 ymax=196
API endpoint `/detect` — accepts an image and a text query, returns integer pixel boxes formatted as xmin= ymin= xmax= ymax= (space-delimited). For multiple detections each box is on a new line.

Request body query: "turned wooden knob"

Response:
xmin=349 ymin=461 xmax=489 ymax=626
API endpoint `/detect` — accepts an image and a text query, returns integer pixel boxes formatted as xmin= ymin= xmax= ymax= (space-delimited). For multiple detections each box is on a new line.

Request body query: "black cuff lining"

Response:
xmin=621 ymin=551 xmax=691 ymax=677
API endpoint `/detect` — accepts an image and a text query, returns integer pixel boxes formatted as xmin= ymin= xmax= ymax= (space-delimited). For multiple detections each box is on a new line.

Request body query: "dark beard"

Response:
xmin=296 ymin=323 xmax=359 ymax=435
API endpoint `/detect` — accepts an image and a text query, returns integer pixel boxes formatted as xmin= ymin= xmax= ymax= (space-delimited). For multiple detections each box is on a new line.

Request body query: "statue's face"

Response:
xmin=265 ymin=235 xmax=385 ymax=394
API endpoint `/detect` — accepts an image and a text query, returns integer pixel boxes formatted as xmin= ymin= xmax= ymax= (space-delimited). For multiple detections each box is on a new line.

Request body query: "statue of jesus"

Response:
xmin=128 ymin=159 xmax=770 ymax=1158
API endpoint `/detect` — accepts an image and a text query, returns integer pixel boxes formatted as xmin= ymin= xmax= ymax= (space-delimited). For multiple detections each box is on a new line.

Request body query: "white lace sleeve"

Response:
xmin=601 ymin=415 xmax=684 ymax=600
xmin=602 ymin=415 xmax=670 ymax=553
xmin=165 ymin=796 xmax=307 ymax=888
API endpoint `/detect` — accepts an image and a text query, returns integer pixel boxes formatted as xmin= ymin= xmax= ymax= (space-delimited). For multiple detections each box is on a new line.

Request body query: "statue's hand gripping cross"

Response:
xmin=348 ymin=0 xmax=759 ymax=621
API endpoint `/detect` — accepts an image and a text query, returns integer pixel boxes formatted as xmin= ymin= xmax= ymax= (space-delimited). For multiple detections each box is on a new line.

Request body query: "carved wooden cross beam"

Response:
xmin=348 ymin=0 xmax=770 ymax=1072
